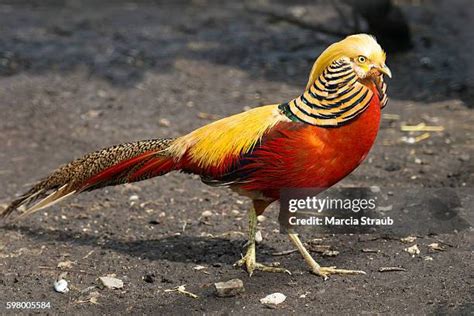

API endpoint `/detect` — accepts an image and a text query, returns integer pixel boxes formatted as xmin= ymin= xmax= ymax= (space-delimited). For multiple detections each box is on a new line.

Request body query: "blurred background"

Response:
xmin=0 ymin=0 xmax=473 ymax=102
xmin=0 ymin=0 xmax=472 ymax=314
xmin=1 ymin=0 xmax=472 ymax=190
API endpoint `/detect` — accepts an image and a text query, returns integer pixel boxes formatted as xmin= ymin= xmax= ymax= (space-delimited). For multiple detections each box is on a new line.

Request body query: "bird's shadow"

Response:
xmin=1 ymin=224 xmax=278 ymax=265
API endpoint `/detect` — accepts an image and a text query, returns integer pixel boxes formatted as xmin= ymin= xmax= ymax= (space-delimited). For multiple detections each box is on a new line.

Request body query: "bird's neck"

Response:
xmin=279 ymin=58 xmax=386 ymax=127
xmin=279 ymin=81 xmax=375 ymax=127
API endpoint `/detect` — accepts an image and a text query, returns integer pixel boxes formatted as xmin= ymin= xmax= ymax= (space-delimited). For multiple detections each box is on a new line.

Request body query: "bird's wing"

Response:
xmin=199 ymin=120 xmax=307 ymax=187
xmin=167 ymin=104 xmax=291 ymax=176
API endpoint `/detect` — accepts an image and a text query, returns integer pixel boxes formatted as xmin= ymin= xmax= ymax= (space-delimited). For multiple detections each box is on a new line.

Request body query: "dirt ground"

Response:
xmin=0 ymin=0 xmax=473 ymax=314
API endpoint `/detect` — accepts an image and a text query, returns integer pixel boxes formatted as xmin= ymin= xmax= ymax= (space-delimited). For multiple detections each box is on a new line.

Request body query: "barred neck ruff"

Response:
xmin=280 ymin=58 xmax=388 ymax=127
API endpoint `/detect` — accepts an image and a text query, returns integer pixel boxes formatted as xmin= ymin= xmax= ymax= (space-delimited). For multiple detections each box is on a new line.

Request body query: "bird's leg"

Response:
xmin=234 ymin=204 xmax=290 ymax=276
xmin=288 ymin=233 xmax=366 ymax=280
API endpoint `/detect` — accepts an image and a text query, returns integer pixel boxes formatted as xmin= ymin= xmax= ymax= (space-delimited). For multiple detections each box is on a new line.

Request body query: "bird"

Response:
xmin=1 ymin=34 xmax=390 ymax=279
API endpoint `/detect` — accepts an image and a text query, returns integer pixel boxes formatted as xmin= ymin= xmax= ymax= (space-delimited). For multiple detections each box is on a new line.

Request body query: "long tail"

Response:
xmin=1 ymin=138 xmax=177 ymax=220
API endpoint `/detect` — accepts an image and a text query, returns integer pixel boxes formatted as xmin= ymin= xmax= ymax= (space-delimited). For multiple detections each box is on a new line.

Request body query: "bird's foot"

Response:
xmin=234 ymin=254 xmax=291 ymax=277
xmin=311 ymin=266 xmax=366 ymax=280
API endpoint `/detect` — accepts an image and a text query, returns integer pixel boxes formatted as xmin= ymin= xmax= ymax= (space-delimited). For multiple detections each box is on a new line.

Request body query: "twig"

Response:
xmin=433 ymin=238 xmax=455 ymax=248
xmin=414 ymin=133 xmax=431 ymax=142
xmin=165 ymin=285 xmax=199 ymax=299
xmin=379 ymin=267 xmax=406 ymax=272
xmin=272 ymin=249 xmax=298 ymax=256
xmin=82 ymin=250 xmax=95 ymax=259
xmin=361 ymin=248 xmax=380 ymax=253
xmin=401 ymin=123 xmax=444 ymax=132
xmin=382 ymin=113 xmax=400 ymax=120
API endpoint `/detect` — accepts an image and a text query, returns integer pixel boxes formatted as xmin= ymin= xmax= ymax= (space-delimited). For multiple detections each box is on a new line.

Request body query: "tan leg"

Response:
xmin=234 ymin=203 xmax=291 ymax=276
xmin=288 ymin=233 xmax=366 ymax=280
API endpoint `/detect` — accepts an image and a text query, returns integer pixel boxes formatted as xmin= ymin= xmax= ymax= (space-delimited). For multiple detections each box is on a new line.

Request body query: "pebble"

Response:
xmin=370 ymin=185 xmax=381 ymax=193
xmin=322 ymin=250 xmax=339 ymax=257
xmin=401 ymin=136 xmax=416 ymax=144
xmin=404 ymin=244 xmax=420 ymax=257
xmin=99 ymin=276 xmax=124 ymax=289
xmin=129 ymin=195 xmax=139 ymax=201
xmin=54 ymin=279 xmax=69 ymax=293
xmin=420 ymin=56 xmax=433 ymax=69
xmin=57 ymin=260 xmax=74 ymax=269
xmin=459 ymin=154 xmax=470 ymax=162
xmin=255 ymin=231 xmax=263 ymax=244
xmin=428 ymin=243 xmax=445 ymax=251
xmin=290 ymin=6 xmax=306 ymax=18
xmin=257 ymin=215 xmax=266 ymax=223
xmin=260 ymin=293 xmax=286 ymax=306
xmin=214 ymin=279 xmax=245 ymax=297
xmin=159 ymin=118 xmax=171 ymax=127
xmin=377 ymin=205 xmax=393 ymax=212
xmin=97 ymin=89 xmax=108 ymax=98
xmin=400 ymin=236 xmax=417 ymax=243
xmin=201 ymin=210 xmax=213 ymax=218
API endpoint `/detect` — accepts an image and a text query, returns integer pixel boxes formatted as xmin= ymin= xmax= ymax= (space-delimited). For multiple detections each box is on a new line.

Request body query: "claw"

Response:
xmin=234 ymin=253 xmax=291 ymax=276
xmin=312 ymin=266 xmax=366 ymax=280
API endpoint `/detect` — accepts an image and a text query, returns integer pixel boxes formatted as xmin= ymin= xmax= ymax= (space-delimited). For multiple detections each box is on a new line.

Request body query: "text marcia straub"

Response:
xmin=289 ymin=216 xmax=394 ymax=226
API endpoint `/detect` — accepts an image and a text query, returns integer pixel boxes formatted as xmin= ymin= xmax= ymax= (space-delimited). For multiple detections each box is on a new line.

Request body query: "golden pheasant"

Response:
xmin=2 ymin=34 xmax=390 ymax=279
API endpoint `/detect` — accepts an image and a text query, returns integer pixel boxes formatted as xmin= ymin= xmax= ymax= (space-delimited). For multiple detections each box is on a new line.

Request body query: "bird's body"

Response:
xmin=2 ymin=34 xmax=391 ymax=278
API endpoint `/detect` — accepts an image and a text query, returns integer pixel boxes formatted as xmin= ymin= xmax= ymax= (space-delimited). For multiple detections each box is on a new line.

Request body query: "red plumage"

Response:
xmin=198 ymin=85 xmax=382 ymax=201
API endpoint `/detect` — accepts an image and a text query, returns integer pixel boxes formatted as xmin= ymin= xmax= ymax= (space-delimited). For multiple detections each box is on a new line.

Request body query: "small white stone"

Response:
xmin=99 ymin=276 xmax=124 ymax=289
xmin=401 ymin=136 xmax=416 ymax=144
xmin=257 ymin=215 xmax=266 ymax=223
xmin=260 ymin=293 xmax=286 ymax=305
xmin=290 ymin=6 xmax=306 ymax=18
xmin=129 ymin=195 xmax=139 ymax=201
xmin=428 ymin=243 xmax=445 ymax=251
xmin=54 ymin=279 xmax=69 ymax=293
xmin=97 ymin=89 xmax=108 ymax=98
xmin=400 ymin=236 xmax=417 ymax=243
xmin=57 ymin=260 xmax=74 ymax=269
xmin=370 ymin=186 xmax=381 ymax=193
xmin=255 ymin=231 xmax=263 ymax=244
xmin=322 ymin=250 xmax=339 ymax=257
xmin=404 ymin=244 xmax=420 ymax=257
xmin=201 ymin=210 xmax=213 ymax=218
xmin=159 ymin=118 xmax=171 ymax=127
xmin=377 ymin=205 xmax=393 ymax=212
xmin=193 ymin=265 xmax=206 ymax=271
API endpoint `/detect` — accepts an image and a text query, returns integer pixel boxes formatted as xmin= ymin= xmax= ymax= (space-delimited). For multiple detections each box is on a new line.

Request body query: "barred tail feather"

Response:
xmin=1 ymin=138 xmax=176 ymax=220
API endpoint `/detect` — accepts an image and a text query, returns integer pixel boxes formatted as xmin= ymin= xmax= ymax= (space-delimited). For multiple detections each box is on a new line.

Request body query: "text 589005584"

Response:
xmin=6 ymin=302 xmax=51 ymax=309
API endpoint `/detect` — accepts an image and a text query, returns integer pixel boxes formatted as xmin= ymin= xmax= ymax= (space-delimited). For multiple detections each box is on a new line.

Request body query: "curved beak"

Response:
xmin=378 ymin=64 xmax=392 ymax=78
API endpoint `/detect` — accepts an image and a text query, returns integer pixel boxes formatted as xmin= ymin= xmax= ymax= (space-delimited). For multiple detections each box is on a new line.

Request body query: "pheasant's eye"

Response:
xmin=357 ymin=56 xmax=367 ymax=63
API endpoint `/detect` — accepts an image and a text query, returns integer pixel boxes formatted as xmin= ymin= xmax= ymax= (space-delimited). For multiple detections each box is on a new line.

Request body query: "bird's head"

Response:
xmin=306 ymin=34 xmax=391 ymax=89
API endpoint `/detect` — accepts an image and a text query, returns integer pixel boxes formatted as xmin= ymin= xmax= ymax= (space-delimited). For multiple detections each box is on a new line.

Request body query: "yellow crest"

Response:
xmin=306 ymin=34 xmax=386 ymax=90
